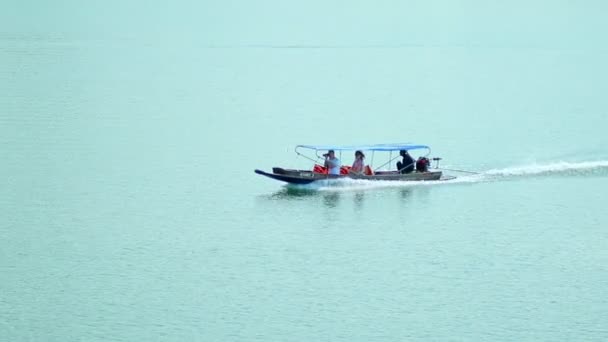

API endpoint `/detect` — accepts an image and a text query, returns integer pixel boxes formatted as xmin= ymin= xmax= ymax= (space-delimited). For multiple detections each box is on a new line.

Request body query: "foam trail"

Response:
xmin=484 ymin=160 xmax=608 ymax=177
xmin=284 ymin=160 xmax=608 ymax=193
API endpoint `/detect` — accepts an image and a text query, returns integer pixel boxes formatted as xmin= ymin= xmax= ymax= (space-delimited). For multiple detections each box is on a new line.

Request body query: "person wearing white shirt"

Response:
xmin=323 ymin=150 xmax=341 ymax=175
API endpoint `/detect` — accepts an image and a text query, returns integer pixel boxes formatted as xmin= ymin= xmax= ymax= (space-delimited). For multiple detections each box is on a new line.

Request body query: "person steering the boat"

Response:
xmin=397 ymin=150 xmax=415 ymax=174
xmin=323 ymin=150 xmax=341 ymax=175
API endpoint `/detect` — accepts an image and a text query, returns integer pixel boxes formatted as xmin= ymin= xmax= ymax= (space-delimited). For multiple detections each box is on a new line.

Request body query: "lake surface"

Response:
xmin=2 ymin=2 xmax=608 ymax=341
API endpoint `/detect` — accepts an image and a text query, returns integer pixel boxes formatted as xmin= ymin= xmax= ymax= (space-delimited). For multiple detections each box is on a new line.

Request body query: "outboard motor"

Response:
xmin=416 ymin=157 xmax=430 ymax=172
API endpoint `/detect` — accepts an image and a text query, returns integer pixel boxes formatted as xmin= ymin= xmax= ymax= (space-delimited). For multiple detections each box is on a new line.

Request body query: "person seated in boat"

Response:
xmin=396 ymin=150 xmax=415 ymax=174
xmin=323 ymin=150 xmax=341 ymax=175
xmin=416 ymin=156 xmax=430 ymax=172
xmin=350 ymin=150 xmax=365 ymax=174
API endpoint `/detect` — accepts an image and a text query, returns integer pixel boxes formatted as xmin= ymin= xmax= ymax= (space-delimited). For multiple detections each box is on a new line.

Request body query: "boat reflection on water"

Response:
xmin=267 ymin=186 xmax=343 ymax=209
xmin=400 ymin=187 xmax=413 ymax=199
xmin=265 ymin=184 xmax=432 ymax=211
xmin=269 ymin=186 xmax=319 ymax=200
xmin=354 ymin=191 xmax=365 ymax=210
xmin=322 ymin=192 xmax=340 ymax=208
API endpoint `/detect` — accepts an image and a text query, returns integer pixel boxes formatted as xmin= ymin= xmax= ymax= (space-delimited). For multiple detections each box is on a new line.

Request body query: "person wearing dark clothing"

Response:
xmin=396 ymin=150 xmax=415 ymax=174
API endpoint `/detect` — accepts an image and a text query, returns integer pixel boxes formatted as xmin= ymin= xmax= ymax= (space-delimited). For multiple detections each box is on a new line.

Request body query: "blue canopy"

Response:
xmin=296 ymin=143 xmax=430 ymax=152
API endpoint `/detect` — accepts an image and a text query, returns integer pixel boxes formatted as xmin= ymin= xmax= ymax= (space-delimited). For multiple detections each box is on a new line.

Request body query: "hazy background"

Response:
xmin=2 ymin=1 xmax=608 ymax=341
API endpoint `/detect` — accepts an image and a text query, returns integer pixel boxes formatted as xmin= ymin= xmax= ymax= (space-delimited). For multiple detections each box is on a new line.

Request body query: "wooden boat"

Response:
xmin=254 ymin=143 xmax=451 ymax=185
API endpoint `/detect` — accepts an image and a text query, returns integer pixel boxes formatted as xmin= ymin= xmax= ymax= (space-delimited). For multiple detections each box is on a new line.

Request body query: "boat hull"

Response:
xmin=255 ymin=167 xmax=443 ymax=184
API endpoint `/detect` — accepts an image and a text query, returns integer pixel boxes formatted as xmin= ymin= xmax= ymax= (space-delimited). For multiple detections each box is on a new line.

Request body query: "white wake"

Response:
xmin=484 ymin=160 xmax=608 ymax=177
xmin=289 ymin=160 xmax=608 ymax=192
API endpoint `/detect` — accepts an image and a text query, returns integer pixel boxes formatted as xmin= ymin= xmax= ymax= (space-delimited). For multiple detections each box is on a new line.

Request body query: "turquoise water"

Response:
xmin=2 ymin=2 xmax=608 ymax=341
